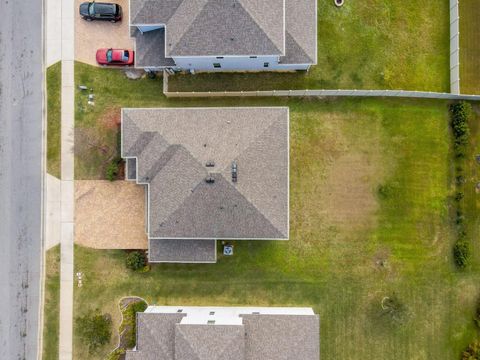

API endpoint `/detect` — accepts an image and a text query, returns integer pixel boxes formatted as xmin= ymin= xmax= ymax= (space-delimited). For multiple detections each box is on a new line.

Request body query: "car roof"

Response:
xmin=93 ymin=2 xmax=116 ymax=14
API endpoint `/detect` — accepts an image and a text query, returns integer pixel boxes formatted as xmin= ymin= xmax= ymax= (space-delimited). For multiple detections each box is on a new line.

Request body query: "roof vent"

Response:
xmin=205 ymin=161 xmax=215 ymax=167
xmin=231 ymin=161 xmax=238 ymax=182
xmin=205 ymin=176 xmax=215 ymax=184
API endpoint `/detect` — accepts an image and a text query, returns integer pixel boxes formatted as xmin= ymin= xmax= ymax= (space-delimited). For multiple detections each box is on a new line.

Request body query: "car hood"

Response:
xmin=79 ymin=2 xmax=89 ymax=15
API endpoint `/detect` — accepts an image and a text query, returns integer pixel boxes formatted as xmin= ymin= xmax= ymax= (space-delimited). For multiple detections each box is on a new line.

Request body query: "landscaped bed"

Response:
xmin=168 ymin=0 xmax=449 ymax=92
xmin=71 ymin=62 xmax=480 ymax=360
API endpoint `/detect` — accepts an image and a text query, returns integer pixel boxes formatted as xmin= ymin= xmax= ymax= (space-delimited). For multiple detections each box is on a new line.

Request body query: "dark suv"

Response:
xmin=79 ymin=2 xmax=122 ymax=22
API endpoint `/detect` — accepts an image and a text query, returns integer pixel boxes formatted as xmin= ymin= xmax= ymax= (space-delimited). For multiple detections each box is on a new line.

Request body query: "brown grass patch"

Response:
xmin=319 ymin=152 xmax=380 ymax=228
xmin=99 ymin=107 xmax=121 ymax=130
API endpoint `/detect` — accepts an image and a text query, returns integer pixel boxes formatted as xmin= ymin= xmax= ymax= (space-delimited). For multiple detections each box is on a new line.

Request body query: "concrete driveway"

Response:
xmin=75 ymin=0 xmax=134 ymax=65
xmin=75 ymin=180 xmax=147 ymax=249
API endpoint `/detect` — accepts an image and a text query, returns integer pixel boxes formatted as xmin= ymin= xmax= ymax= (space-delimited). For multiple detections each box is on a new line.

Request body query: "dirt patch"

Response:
xmin=319 ymin=152 xmax=380 ymax=227
xmin=99 ymin=107 xmax=121 ymax=130
xmin=75 ymin=180 xmax=147 ymax=249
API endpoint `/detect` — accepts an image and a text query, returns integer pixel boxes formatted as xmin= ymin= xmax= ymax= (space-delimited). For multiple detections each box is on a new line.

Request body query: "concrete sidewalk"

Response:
xmin=46 ymin=0 xmax=62 ymax=67
xmin=58 ymin=0 xmax=75 ymax=359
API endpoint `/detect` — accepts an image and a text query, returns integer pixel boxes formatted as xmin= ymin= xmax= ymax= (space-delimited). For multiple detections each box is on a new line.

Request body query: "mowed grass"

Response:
xmin=168 ymin=0 xmax=449 ymax=92
xmin=71 ymin=64 xmax=479 ymax=360
xmin=42 ymin=245 xmax=60 ymax=360
xmin=460 ymin=0 xmax=480 ymax=95
xmin=47 ymin=62 xmax=61 ymax=178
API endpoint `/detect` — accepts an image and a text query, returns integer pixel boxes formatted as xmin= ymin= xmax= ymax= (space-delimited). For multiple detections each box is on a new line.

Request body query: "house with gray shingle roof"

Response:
xmin=121 ymin=107 xmax=289 ymax=263
xmin=126 ymin=306 xmax=320 ymax=360
xmin=129 ymin=0 xmax=317 ymax=71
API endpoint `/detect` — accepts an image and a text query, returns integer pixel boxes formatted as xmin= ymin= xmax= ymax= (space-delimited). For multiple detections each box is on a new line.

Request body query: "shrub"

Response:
xmin=450 ymin=101 xmax=472 ymax=143
xmin=455 ymin=192 xmax=465 ymax=202
xmin=454 ymin=240 xmax=471 ymax=269
xmin=76 ymin=310 xmax=112 ymax=353
xmin=106 ymin=161 xmax=120 ymax=181
xmin=377 ymin=184 xmax=394 ymax=199
xmin=126 ymin=251 xmax=146 ymax=271
xmin=450 ymin=101 xmax=472 ymax=158
xmin=462 ymin=340 xmax=480 ymax=360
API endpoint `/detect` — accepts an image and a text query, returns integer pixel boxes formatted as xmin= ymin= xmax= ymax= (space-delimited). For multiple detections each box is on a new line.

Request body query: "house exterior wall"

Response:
xmin=172 ymin=55 xmax=280 ymax=71
xmin=171 ymin=55 xmax=310 ymax=71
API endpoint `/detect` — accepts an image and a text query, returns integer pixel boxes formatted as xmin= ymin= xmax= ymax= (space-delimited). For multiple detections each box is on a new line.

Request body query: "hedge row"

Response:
xmin=450 ymin=101 xmax=473 ymax=269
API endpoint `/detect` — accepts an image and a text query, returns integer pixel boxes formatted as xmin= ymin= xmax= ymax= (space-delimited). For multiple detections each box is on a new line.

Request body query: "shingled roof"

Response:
xmin=121 ymin=107 xmax=289 ymax=240
xmin=129 ymin=0 xmax=316 ymax=63
xmin=125 ymin=307 xmax=320 ymax=360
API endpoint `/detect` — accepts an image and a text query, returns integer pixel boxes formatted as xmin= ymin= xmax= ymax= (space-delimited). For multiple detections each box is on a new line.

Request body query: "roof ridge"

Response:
xmin=161 ymin=173 xmax=284 ymax=238
xmin=166 ymin=0 xmax=210 ymax=55
xmin=237 ymin=0 xmax=284 ymax=54
xmin=176 ymin=324 xmax=243 ymax=360
xmin=285 ymin=30 xmax=314 ymax=63
xmin=141 ymin=315 xmax=172 ymax=357
xmin=175 ymin=325 xmax=201 ymax=360
xmin=221 ymin=119 xmax=287 ymax=237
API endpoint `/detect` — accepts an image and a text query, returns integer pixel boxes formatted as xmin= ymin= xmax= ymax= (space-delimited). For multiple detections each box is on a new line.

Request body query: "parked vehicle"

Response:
xmin=79 ymin=2 xmax=122 ymax=22
xmin=96 ymin=48 xmax=134 ymax=66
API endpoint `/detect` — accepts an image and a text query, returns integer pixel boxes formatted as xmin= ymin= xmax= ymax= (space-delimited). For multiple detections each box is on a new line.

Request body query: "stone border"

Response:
xmin=107 ymin=296 xmax=149 ymax=360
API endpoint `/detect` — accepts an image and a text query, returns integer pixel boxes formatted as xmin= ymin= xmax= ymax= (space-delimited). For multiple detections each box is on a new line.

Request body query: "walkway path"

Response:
xmin=58 ymin=0 xmax=75 ymax=358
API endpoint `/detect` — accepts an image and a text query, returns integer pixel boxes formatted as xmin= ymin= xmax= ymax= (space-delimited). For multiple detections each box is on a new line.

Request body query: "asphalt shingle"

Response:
xmin=121 ymin=107 xmax=289 ymax=241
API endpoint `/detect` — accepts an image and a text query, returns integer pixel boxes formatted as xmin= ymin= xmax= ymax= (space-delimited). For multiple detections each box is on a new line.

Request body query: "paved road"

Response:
xmin=0 ymin=0 xmax=44 ymax=359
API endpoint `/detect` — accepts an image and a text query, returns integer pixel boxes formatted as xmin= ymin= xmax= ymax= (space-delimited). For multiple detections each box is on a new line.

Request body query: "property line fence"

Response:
xmin=164 ymin=86 xmax=480 ymax=101
xmin=450 ymin=0 xmax=461 ymax=94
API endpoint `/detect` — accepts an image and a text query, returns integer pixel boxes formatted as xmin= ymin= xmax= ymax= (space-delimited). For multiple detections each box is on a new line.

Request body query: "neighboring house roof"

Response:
xmin=280 ymin=0 xmax=317 ymax=64
xmin=125 ymin=307 xmax=320 ymax=360
xmin=175 ymin=324 xmax=245 ymax=360
xmin=129 ymin=0 xmax=316 ymax=63
xmin=149 ymin=239 xmax=217 ymax=262
xmin=241 ymin=314 xmax=320 ymax=360
xmin=127 ymin=312 xmax=186 ymax=360
xmin=121 ymin=107 xmax=289 ymax=240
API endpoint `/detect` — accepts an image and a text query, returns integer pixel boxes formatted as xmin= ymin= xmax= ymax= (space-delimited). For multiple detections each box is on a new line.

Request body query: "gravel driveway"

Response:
xmin=75 ymin=0 xmax=134 ymax=65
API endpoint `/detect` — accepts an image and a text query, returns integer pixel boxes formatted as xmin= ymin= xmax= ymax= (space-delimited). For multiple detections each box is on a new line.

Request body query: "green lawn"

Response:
xmin=460 ymin=0 xmax=480 ymax=95
xmin=47 ymin=62 xmax=61 ymax=178
xmin=42 ymin=245 xmax=60 ymax=360
xmin=71 ymin=62 xmax=480 ymax=359
xmin=168 ymin=0 xmax=449 ymax=92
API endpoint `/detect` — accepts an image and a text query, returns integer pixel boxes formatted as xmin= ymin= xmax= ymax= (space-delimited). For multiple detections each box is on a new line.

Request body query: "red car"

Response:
xmin=96 ymin=48 xmax=134 ymax=66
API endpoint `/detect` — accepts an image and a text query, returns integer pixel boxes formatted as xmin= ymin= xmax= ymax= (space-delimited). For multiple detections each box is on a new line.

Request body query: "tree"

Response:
xmin=126 ymin=251 xmax=146 ymax=271
xmin=454 ymin=240 xmax=471 ymax=269
xmin=76 ymin=310 xmax=112 ymax=353
xmin=463 ymin=340 xmax=480 ymax=360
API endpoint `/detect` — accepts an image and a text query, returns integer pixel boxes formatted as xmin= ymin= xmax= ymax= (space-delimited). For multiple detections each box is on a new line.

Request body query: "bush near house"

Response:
xmin=125 ymin=251 xmax=146 ymax=271
xmin=106 ymin=157 xmax=122 ymax=181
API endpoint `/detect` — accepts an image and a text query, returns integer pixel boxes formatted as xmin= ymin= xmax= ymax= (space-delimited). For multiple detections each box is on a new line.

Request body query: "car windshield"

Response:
xmin=88 ymin=2 xmax=95 ymax=16
xmin=106 ymin=49 xmax=112 ymax=63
